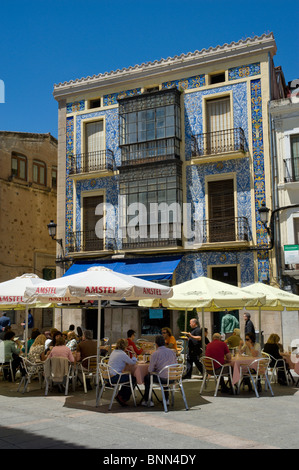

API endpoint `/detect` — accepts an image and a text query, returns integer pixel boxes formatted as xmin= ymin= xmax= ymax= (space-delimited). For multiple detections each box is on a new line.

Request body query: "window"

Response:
xmin=89 ymin=98 xmax=101 ymax=109
xmin=33 ymin=159 xmax=46 ymax=185
xmin=206 ymin=96 xmax=231 ymax=153
xmin=84 ymin=121 xmax=105 ymax=171
xmin=83 ymin=195 xmax=104 ymax=251
xmin=291 ymin=134 xmax=299 ymax=181
xmin=120 ymin=163 xmax=182 ymax=246
xmin=208 ymin=179 xmax=235 ymax=242
xmin=51 ymin=167 xmax=57 ymax=189
xmin=118 ymin=88 xmax=181 ymax=164
xmin=11 ymin=153 xmax=27 ymax=180
xmin=209 ymin=72 xmax=226 ymax=85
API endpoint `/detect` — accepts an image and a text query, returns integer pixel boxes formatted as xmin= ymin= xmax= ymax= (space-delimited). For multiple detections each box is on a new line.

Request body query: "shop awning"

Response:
xmin=64 ymin=255 xmax=182 ymax=281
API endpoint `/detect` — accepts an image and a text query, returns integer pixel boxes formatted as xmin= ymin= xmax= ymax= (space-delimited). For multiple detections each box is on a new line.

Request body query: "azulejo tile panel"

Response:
xmin=250 ymin=78 xmax=269 ymax=280
xmin=66 ymin=100 xmax=85 ymax=114
xmin=103 ymin=88 xmax=142 ymax=106
xmin=176 ymin=252 xmax=255 ymax=286
xmin=228 ymin=62 xmax=261 ymax=81
xmin=65 ymin=117 xmax=74 ymax=251
xmin=162 ymin=74 xmax=205 ymax=90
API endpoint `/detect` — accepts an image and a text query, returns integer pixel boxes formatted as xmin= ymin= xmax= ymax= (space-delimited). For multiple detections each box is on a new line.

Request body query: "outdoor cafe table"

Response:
xmin=124 ymin=361 xmax=150 ymax=385
xmin=230 ymin=356 xmax=258 ymax=385
xmin=281 ymin=352 xmax=299 ymax=375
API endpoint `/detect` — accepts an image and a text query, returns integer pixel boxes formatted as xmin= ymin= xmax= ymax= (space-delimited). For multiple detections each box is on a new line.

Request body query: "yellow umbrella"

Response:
xmin=241 ymin=282 xmax=299 ymax=345
xmin=139 ymin=276 xmax=265 ymax=353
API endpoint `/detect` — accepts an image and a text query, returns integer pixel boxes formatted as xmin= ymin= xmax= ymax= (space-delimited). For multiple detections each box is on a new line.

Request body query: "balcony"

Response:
xmin=284 ymin=157 xmax=299 ymax=183
xmin=191 ymin=127 xmax=246 ymax=161
xmin=120 ymin=137 xmax=181 ymax=167
xmin=69 ymin=150 xmax=114 ymax=175
xmin=198 ymin=217 xmax=250 ymax=244
xmin=121 ymin=223 xmax=183 ymax=250
xmin=68 ymin=230 xmax=115 ymax=253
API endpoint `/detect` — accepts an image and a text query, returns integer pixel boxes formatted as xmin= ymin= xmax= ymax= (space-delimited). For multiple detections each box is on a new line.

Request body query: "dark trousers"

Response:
xmin=185 ymin=351 xmax=203 ymax=378
xmin=3 ymin=354 xmax=23 ymax=381
xmin=110 ymin=373 xmax=136 ymax=402
xmin=143 ymin=373 xmax=170 ymax=401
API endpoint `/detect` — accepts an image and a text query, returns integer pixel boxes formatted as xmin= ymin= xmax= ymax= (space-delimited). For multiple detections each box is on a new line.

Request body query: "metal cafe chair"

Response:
xmin=78 ymin=355 xmax=98 ymax=393
xmin=200 ymin=356 xmax=235 ymax=397
xmin=96 ymin=362 xmax=136 ymax=410
xmin=147 ymin=363 xmax=189 ymax=413
xmin=237 ymin=357 xmax=274 ymax=398
xmin=17 ymin=356 xmax=43 ymax=394
xmin=262 ymin=351 xmax=292 ymax=385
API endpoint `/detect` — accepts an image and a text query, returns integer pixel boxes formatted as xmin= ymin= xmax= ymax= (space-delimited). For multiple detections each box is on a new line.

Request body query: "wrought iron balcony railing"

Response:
xmin=191 ymin=127 xmax=246 ymax=158
xmin=120 ymin=137 xmax=181 ymax=167
xmin=68 ymin=230 xmax=115 ymax=253
xmin=69 ymin=150 xmax=114 ymax=175
xmin=121 ymin=223 xmax=183 ymax=249
xmin=284 ymin=157 xmax=299 ymax=183
xmin=198 ymin=217 xmax=250 ymax=243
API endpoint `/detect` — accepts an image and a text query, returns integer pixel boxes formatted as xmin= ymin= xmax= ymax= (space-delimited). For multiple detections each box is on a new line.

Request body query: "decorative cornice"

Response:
xmin=53 ymin=33 xmax=276 ymax=100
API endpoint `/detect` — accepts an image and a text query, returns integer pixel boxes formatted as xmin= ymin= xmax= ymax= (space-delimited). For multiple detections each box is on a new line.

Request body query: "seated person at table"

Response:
xmin=66 ymin=331 xmax=78 ymax=352
xmin=205 ymin=333 xmax=232 ymax=393
xmin=76 ymin=329 xmax=107 ymax=367
xmin=108 ymin=338 xmax=137 ymax=406
xmin=225 ymin=328 xmax=242 ymax=349
xmin=239 ymin=332 xmax=260 ymax=357
xmin=142 ymin=334 xmax=177 ymax=407
xmin=2 ymin=331 xmax=24 ymax=380
xmin=28 ymin=334 xmax=47 ymax=363
xmin=48 ymin=336 xmax=75 ymax=363
xmin=126 ymin=329 xmax=143 ymax=358
xmin=162 ymin=327 xmax=177 ymax=351
xmin=264 ymin=333 xmax=289 ymax=385
xmin=22 ymin=327 xmax=40 ymax=354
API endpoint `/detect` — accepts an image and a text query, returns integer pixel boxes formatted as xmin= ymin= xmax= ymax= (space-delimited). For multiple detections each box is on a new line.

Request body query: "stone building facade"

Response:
xmin=0 ymin=131 xmax=57 ymax=336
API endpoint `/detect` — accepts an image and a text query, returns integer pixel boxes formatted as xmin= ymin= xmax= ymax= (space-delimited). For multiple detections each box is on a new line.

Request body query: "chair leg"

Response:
xmin=96 ymin=382 xmax=105 ymax=407
xmin=214 ymin=374 xmax=222 ymax=397
xmin=200 ymin=372 xmax=207 ymax=394
xmin=109 ymin=385 xmax=119 ymax=410
xmin=130 ymin=377 xmax=136 ymax=407
xmin=17 ymin=376 xmax=25 ymax=392
xmin=179 ymin=384 xmax=189 ymax=410
xmin=82 ymin=373 xmax=87 ymax=393
xmin=158 ymin=377 xmax=168 ymax=413
xmin=248 ymin=371 xmax=259 ymax=397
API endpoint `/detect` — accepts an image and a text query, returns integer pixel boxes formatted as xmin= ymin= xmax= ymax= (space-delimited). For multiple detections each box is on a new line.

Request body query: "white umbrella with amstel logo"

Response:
xmin=25 ymin=266 xmax=173 ymax=398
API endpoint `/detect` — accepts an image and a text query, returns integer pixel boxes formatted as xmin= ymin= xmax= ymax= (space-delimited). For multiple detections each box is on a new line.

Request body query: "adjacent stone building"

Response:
xmin=0 ymin=131 xmax=57 ymax=336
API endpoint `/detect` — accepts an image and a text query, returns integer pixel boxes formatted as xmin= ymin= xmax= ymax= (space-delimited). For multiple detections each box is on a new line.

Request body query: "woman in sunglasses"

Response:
xmin=239 ymin=332 xmax=260 ymax=357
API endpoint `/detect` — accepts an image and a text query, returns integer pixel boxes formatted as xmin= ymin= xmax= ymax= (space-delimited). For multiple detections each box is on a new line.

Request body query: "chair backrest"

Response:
xmin=83 ymin=355 xmax=97 ymax=372
xmin=158 ymin=363 xmax=184 ymax=386
xmin=99 ymin=362 xmax=120 ymax=386
xmin=249 ymin=357 xmax=270 ymax=376
xmin=201 ymin=356 xmax=222 ymax=374
xmin=44 ymin=356 xmax=70 ymax=381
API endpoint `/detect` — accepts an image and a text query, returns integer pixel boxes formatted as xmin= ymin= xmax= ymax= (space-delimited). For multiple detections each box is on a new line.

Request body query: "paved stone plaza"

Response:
xmin=0 ymin=376 xmax=298 ymax=450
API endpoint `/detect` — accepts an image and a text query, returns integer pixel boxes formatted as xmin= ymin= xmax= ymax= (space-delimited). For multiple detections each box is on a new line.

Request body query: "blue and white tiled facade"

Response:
xmin=64 ymin=60 xmax=269 ymax=287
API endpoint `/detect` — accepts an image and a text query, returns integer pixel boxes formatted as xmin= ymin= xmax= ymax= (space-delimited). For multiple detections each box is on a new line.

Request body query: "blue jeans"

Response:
xmin=110 ymin=373 xmax=136 ymax=401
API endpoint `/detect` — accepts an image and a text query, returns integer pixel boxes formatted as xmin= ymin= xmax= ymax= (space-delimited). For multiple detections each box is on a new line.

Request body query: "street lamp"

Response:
xmin=47 ymin=220 xmax=69 ymax=271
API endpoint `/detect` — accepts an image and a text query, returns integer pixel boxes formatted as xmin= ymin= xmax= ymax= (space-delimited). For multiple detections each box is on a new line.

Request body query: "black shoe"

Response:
xmin=220 ymin=386 xmax=230 ymax=394
xmin=182 ymin=375 xmax=192 ymax=380
xmin=115 ymin=394 xmax=128 ymax=407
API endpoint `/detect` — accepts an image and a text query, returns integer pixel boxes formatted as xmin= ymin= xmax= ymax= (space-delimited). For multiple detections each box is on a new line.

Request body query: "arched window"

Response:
xmin=33 ymin=159 xmax=46 ymax=185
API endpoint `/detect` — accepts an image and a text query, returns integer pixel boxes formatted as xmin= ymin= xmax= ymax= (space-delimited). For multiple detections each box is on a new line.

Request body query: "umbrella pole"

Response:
xmin=201 ymin=307 xmax=205 ymax=356
xmin=25 ymin=305 xmax=29 ymax=356
xmin=96 ymin=300 xmax=102 ymax=400
xmin=259 ymin=306 xmax=262 ymax=347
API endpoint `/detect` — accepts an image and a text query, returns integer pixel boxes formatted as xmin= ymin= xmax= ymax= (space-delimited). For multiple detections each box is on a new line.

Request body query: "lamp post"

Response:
xmin=47 ymin=220 xmax=68 ymax=273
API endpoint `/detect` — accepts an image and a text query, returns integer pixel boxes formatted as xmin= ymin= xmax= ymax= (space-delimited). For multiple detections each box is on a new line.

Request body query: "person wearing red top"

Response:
xmin=126 ymin=329 xmax=143 ymax=358
xmin=205 ymin=333 xmax=232 ymax=393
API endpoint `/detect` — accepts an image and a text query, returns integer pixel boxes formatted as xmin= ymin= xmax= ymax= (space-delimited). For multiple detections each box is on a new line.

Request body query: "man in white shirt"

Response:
xmin=142 ymin=334 xmax=177 ymax=407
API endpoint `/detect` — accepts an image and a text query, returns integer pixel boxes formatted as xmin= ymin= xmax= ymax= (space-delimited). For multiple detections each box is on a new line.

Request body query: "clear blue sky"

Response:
xmin=0 ymin=0 xmax=298 ymax=139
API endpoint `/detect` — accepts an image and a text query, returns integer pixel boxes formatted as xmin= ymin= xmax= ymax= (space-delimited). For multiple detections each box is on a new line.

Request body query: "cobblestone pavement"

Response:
xmin=0 ymin=375 xmax=298 ymax=451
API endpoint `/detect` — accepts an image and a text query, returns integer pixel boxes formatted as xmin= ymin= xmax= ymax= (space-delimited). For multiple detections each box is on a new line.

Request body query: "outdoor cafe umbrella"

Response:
xmin=139 ymin=275 xmax=265 ymax=354
xmin=24 ymin=265 xmax=173 ymax=395
xmin=241 ymin=282 xmax=299 ymax=345
xmin=0 ymin=273 xmax=51 ymax=354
